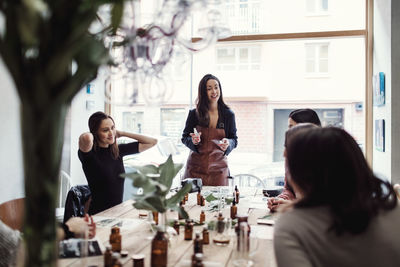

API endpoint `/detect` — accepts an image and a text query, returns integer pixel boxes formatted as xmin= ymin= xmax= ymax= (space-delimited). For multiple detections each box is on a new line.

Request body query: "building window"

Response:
xmin=160 ymin=108 xmax=186 ymax=140
xmin=305 ymin=43 xmax=329 ymax=74
xmin=223 ymin=0 xmax=261 ymax=34
xmin=216 ymin=46 xmax=261 ymax=71
xmin=306 ymin=0 xmax=329 ymax=15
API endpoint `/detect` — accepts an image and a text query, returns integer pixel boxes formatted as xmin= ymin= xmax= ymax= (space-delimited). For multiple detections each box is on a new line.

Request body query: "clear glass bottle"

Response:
xmin=202 ymin=225 xmax=209 ymax=245
xmin=109 ymin=227 xmax=122 ymax=252
xmin=104 ymin=245 xmax=113 ymax=267
xmin=235 ymin=215 xmax=251 ymax=251
xmin=233 ymin=222 xmax=253 ymax=267
xmin=213 ymin=212 xmax=230 ymax=245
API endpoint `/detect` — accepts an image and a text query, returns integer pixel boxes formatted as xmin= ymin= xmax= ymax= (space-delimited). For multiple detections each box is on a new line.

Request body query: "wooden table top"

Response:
xmin=58 ymin=187 xmax=277 ymax=267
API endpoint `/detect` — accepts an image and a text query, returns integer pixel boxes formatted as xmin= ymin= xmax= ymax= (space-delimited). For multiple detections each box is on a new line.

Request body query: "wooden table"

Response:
xmin=58 ymin=187 xmax=277 ymax=267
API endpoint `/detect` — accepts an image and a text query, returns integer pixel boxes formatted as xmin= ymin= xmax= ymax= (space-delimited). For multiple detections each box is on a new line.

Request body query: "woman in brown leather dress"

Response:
xmin=181 ymin=74 xmax=238 ymax=186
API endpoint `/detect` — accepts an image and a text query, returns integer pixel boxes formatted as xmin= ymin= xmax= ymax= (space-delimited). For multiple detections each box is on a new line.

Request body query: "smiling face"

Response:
xmin=96 ymin=118 xmax=116 ymax=147
xmin=206 ymin=79 xmax=220 ymax=104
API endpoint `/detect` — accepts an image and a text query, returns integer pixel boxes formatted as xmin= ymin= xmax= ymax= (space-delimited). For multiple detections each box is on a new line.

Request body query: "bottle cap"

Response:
xmin=120 ymin=250 xmax=128 ymax=257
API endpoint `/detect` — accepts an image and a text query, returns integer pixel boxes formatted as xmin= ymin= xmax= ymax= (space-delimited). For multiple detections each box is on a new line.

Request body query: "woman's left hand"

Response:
xmin=218 ymin=138 xmax=229 ymax=151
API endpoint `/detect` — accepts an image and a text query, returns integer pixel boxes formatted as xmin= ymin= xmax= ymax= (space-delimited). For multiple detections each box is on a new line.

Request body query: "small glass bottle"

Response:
xmin=104 ymin=245 xmax=113 ymax=267
xmin=235 ymin=215 xmax=251 ymax=251
xmin=199 ymin=210 xmax=205 ymax=224
xmin=192 ymin=253 xmax=204 ymax=267
xmin=109 ymin=227 xmax=122 ymax=252
xmin=235 ymin=185 xmax=240 ymax=204
xmin=197 ymin=188 xmax=202 ymax=205
xmin=151 ymin=230 xmax=168 ymax=267
xmin=200 ymin=196 xmax=205 ymax=206
xmin=213 ymin=212 xmax=230 ymax=245
xmin=184 ymin=219 xmax=193 ymax=240
xmin=132 ymin=254 xmax=145 ymax=267
xmin=230 ymin=194 xmax=237 ymax=219
xmin=178 ymin=201 xmax=185 ymax=220
xmin=193 ymin=232 xmax=203 ymax=254
xmin=112 ymin=252 xmax=122 ymax=267
xmin=185 ymin=193 xmax=189 ymax=202
xmin=173 ymin=219 xmax=180 ymax=235
xmin=152 ymin=211 xmax=159 ymax=225
xmin=202 ymin=225 xmax=209 ymax=245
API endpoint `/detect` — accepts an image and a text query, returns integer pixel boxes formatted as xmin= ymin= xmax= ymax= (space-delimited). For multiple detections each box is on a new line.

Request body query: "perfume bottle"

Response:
xmin=104 ymin=245 xmax=113 ymax=267
xmin=235 ymin=185 xmax=240 ymax=204
xmin=235 ymin=215 xmax=251 ymax=251
xmin=191 ymin=253 xmax=204 ymax=267
xmin=184 ymin=219 xmax=193 ymax=240
xmin=202 ymin=225 xmax=209 ymax=245
xmin=109 ymin=227 xmax=121 ymax=252
xmin=199 ymin=210 xmax=205 ymax=224
xmin=197 ymin=188 xmax=202 ymax=205
xmin=152 ymin=211 xmax=159 ymax=225
xmin=233 ymin=222 xmax=254 ymax=267
xmin=151 ymin=230 xmax=168 ymax=267
xmin=193 ymin=232 xmax=203 ymax=254
xmin=111 ymin=252 xmax=122 ymax=267
xmin=230 ymin=193 xmax=237 ymax=219
xmin=173 ymin=219 xmax=180 ymax=235
xmin=213 ymin=212 xmax=230 ymax=245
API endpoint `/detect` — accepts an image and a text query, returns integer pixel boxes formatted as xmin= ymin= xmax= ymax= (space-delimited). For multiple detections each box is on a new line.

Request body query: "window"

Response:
xmin=216 ymin=46 xmax=261 ymax=71
xmin=306 ymin=0 xmax=329 ymax=15
xmin=305 ymin=43 xmax=329 ymax=74
xmin=223 ymin=0 xmax=261 ymax=34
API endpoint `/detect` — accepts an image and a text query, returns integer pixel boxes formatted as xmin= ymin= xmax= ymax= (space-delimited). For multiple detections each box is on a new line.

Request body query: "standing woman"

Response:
xmin=79 ymin=111 xmax=157 ymax=214
xmin=181 ymin=74 xmax=238 ymax=186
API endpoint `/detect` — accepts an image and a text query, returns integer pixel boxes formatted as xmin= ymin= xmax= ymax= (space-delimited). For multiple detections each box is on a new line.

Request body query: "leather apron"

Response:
xmin=183 ymin=126 xmax=229 ymax=186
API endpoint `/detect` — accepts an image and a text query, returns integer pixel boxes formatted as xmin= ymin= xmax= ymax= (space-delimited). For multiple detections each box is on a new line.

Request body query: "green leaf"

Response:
xmin=169 ymin=206 xmax=189 ymax=220
xmin=205 ymin=193 xmax=218 ymax=202
xmin=159 ymin=155 xmax=183 ymax=189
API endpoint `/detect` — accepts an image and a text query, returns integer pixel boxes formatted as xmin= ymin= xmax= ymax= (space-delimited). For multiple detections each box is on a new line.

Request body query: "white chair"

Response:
xmin=232 ymin=174 xmax=266 ymax=188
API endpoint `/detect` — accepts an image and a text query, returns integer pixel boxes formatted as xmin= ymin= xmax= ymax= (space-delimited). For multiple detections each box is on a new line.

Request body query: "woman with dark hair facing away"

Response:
xmin=268 ymin=108 xmax=321 ymax=211
xmin=181 ymin=74 xmax=238 ymax=186
xmin=274 ymin=127 xmax=400 ymax=267
xmin=79 ymin=111 xmax=157 ymax=214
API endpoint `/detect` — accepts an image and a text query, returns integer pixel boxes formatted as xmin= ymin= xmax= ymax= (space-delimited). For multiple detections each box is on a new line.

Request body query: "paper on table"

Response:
xmin=93 ymin=216 xmax=144 ymax=230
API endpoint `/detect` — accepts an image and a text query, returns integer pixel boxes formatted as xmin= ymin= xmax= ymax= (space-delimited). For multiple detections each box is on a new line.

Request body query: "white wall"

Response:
xmin=372 ymin=0 xmax=391 ymax=180
xmin=69 ymin=67 xmax=107 ymax=186
xmin=0 ymin=58 xmax=24 ymax=203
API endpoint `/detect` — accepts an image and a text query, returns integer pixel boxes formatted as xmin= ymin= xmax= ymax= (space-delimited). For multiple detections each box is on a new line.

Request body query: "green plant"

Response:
xmin=123 ymin=155 xmax=192 ymax=219
xmin=0 ymin=1 xmax=126 ymax=266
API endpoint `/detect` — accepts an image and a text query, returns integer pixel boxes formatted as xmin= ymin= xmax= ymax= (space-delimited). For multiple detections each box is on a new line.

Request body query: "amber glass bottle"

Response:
xmin=184 ymin=219 xmax=193 ymax=240
xmin=202 ymin=226 xmax=209 ymax=245
xmin=104 ymin=245 xmax=113 ymax=267
xmin=199 ymin=210 xmax=205 ymax=224
xmin=235 ymin=185 xmax=240 ymax=204
xmin=193 ymin=232 xmax=203 ymax=254
xmin=109 ymin=227 xmax=122 ymax=252
xmin=230 ymin=195 xmax=237 ymax=219
xmin=152 ymin=211 xmax=159 ymax=225
xmin=197 ymin=188 xmax=202 ymax=205
xmin=151 ymin=230 xmax=168 ymax=267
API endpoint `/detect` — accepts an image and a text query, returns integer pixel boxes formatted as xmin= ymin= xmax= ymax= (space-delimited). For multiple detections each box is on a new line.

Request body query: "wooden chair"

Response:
xmin=394 ymin=184 xmax=400 ymax=200
xmin=0 ymin=198 xmax=25 ymax=231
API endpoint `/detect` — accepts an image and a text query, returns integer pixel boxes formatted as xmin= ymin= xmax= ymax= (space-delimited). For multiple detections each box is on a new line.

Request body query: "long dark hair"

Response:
xmin=88 ymin=111 xmax=119 ymax=159
xmin=289 ymin=109 xmax=321 ymax=126
xmin=286 ymin=127 xmax=397 ymax=235
xmin=196 ymin=74 xmax=229 ymax=127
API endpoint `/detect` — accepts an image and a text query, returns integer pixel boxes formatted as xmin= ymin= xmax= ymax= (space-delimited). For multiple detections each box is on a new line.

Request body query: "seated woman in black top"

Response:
xmin=79 ymin=111 xmax=157 ymax=214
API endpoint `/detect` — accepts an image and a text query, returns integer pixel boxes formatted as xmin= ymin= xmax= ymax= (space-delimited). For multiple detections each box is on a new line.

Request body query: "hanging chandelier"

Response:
xmin=99 ymin=0 xmax=231 ymax=106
